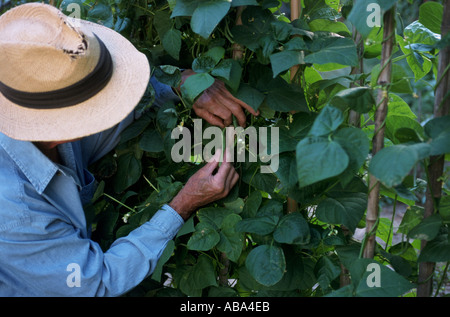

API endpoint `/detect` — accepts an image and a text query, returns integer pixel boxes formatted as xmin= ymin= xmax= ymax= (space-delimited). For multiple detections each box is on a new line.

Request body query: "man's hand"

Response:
xmin=169 ymin=150 xmax=239 ymax=220
xmin=181 ymin=70 xmax=259 ymax=128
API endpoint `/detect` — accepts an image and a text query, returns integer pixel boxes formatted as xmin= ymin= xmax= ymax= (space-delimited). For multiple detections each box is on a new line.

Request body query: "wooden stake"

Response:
xmin=363 ymin=7 xmax=396 ymax=259
xmin=418 ymin=0 xmax=450 ymax=297
xmin=287 ymin=0 xmax=302 ymax=214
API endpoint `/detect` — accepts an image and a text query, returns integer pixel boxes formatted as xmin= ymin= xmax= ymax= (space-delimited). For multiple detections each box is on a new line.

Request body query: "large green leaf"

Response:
xmin=245 ymin=245 xmax=286 ymax=286
xmin=191 ymin=0 xmax=231 ymax=38
xmin=139 ymin=129 xmax=164 ymax=153
xmin=162 ymin=28 xmax=181 ymax=60
xmin=333 ymin=127 xmax=370 ymax=184
xmin=187 ymin=222 xmax=220 ymax=251
xmin=234 ymin=83 xmax=266 ymax=112
xmin=316 ymin=192 xmax=367 ymax=233
xmin=424 ymin=115 xmax=450 ymax=155
xmin=179 ymin=255 xmax=218 ymax=296
xmin=296 ymin=137 xmax=349 ymax=188
xmin=235 ymin=215 xmax=280 ymax=235
xmin=216 ymin=214 xmax=245 ymax=262
xmin=309 ymin=106 xmax=344 ymax=137
xmin=347 ymin=0 xmax=397 ymax=38
xmin=273 ymin=212 xmax=310 ymax=245
xmin=181 ymin=72 xmax=215 ymax=102
xmin=419 ymin=2 xmax=444 ymax=34
xmin=351 ymin=259 xmax=415 ymax=297
xmin=331 ymin=87 xmax=375 ymax=113
xmin=418 ymin=230 xmax=450 ymax=262
xmin=407 ymin=214 xmax=442 ymax=241
xmin=270 ymin=50 xmax=305 ymax=78
xmin=369 ymin=143 xmax=431 ymax=187
xmin=304 ymin=37 xmax=358 ymax=67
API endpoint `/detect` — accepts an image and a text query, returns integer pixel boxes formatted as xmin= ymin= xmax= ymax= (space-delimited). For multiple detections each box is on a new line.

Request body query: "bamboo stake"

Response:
xmin=417 ymin=0 xmax=450 ymax=297
xmin=286 ymin=0 xmax=302 ymax=214
xmin=363 ymin=7 xmax=396 ymax=259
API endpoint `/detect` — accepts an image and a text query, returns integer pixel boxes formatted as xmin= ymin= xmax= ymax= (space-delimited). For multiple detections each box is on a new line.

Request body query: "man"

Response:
xmin=0 ymin=3 xmax=257 ymax=296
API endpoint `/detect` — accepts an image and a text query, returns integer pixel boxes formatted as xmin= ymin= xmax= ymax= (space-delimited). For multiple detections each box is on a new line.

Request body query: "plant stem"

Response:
xmin=363 ymin=7 xmax=396 ymax=259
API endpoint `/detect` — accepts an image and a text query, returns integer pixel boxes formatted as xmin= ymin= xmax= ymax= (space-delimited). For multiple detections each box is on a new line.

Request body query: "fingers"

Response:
xmin=193 ymin=79 xmax=259 ymax=128
xmin=193 ymin=107 xmax=226 ymax=129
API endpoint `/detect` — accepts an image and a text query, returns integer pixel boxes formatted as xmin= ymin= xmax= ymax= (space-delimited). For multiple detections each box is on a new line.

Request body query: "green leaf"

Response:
xmin=86 ymin=3 xmax=113 ymax=28
xmin=385 ymin=115 xmax=424 ymax=144
xmin=269 ymin=50 xmax=305 ymax=78
xmin=418 ymin=230 xmax=450 ymax=262
xmin=316 ymin=192 xmax=367 ymax=233
xmin=192 ymin=55 xmax=219 ymax=74
xmin=113 ymin=152 xmax=142 ymax=193
xmin=331 ymin=87 xmax=375 ymax=113
xmin=187 ymin=222 xmax=220 ymax=251
xmin=398 ymin=206 xmax=424 ymax=235
xmin=333 ymin=127 xmax=370 ymax=182
xmin=171 ymin=0 xmax=198 ymax=17
xmin=309 ymin=106 xmax=344 ymax=137
xmin=309 ymin=19 xmax=350 ymax=35
xmin=235 ymin=215 xmax=280 ymax=235
xmin=265 ymin=81 xmax=309 ymax=112
xmin=371 ymin=64 xmax=413 ymax=94
xmin=191 ymin=0 xmax=231 ymax=38
xmin=408 ymin=214 xmax=442 ymax=241
xmin=162 ymin=28 xmax=181 ymax=60
xmin=139 ymin=129 xmax=164 ymax=153
xmin=181 ymin=72 xmax=215 ymax=102
xmin=153 ymin=65 xmax=182 ymax=88
xmin=234 ymin=84 xmax=265 ymax=112
xmin=351 ymin=258 xmax=415 ymax=297
xmin=197 ymin=207 xmax=235 ymax=229
xmin=315 ymin=256 xmax=341 ymax=291
xmin=348 ymin=0 xmax=397 ymax=38
xmin=241 ymin=190 xmax=263 ymax=219
xmin=245 ymin=245 xmax=286 ymax=286
xmin=369 ymin=143 xmax=431 ymax=187
xmin=273 ymin=212 xmax=310 ymax=245
xmin=179 ymin=255 xmax=218 ymax=296
xmin=216 ymin=214 xmax=245 ymax=262
xmin=424 ymin=115 xmax=450 ymax=156
xmin=211 ymin=59 xmax=242 ymax=92
xmin=419 ymin=2 xmax=444 ymax=34
xmin=304 ymin=37 xmax=358 ymax=67
xmin=296 ymin=137 xmax=349 ymax=188
xmin=387 ymin=94 xmax=417 ymax=119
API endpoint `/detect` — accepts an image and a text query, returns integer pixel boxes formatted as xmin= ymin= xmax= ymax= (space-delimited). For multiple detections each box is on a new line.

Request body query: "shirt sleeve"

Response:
xmin=0 ymin=198 xmax=184 ymax=297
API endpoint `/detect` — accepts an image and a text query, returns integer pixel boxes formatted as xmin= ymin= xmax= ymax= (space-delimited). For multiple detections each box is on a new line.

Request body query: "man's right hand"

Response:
xmin=169 ymin=150 xmax=239 ymax=220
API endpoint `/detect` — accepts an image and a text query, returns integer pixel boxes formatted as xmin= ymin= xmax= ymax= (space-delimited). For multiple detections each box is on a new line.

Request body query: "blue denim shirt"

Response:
xmin=0 ymin=78 xmax=184 ymax=296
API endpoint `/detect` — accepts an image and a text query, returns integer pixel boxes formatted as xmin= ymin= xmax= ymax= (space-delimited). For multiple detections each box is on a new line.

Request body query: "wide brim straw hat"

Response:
xmin=0 ymin=3 xmax=150 ymax=141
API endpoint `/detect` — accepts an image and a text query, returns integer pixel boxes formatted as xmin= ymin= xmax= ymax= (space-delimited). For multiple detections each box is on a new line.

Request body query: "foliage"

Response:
xmin=9 ymin=0 xmax=448 ymax=297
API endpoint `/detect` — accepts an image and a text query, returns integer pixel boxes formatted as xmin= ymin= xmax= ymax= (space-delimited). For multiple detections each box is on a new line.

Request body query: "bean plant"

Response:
xmin=9 ymin=0 xmax=448 ymax=297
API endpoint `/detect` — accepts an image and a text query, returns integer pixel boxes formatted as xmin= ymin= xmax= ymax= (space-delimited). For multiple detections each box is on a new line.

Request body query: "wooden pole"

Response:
xmin=363 ymin=7 xmax=396 ymax=259
xmin=417 ymin=0 xmax=450 ymax=297
xmin=287 ymin=0 xmax=302 ymax=214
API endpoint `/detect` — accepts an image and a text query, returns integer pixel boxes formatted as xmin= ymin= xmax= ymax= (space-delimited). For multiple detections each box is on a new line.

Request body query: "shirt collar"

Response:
xmin=0 ymin=132 xmax=58 ymax=195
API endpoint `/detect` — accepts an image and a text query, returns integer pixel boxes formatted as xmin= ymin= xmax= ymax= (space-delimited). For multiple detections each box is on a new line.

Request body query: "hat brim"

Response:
xmin=0 ymin=19 xmax=150 ymax=141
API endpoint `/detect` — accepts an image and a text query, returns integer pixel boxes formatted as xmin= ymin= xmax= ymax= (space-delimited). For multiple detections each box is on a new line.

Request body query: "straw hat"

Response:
xmin=0 ymin=3 xmax=150 ymax=141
